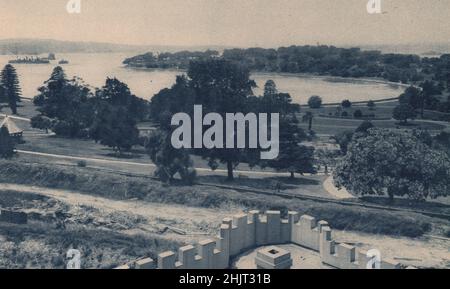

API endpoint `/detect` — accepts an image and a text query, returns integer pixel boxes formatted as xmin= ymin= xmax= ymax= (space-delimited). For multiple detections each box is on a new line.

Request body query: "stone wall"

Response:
xmin=117 ymin=210 xmax=402 ymax=270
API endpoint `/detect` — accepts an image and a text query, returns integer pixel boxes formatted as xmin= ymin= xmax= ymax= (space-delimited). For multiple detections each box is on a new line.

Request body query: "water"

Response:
xmin=0 ymin=53 xmax=404 ymax=104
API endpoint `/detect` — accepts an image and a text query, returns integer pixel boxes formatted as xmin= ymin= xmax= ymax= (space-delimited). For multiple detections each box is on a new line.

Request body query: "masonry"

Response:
xmin=116 ymin=210 xmax=403 ymax=270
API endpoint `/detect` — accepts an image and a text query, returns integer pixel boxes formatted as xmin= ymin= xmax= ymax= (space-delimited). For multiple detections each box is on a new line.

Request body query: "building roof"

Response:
xmin=0 ymin=116 xmax=23 ymax=134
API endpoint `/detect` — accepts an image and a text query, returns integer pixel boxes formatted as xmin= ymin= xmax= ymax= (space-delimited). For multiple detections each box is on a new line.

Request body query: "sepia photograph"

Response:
xmin=0 ymin=0 xmax=449 ymax=275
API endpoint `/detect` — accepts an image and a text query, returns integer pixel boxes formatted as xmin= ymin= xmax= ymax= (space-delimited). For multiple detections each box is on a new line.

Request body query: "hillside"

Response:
xmin=0 ymin=39 xmax=229 ymax=55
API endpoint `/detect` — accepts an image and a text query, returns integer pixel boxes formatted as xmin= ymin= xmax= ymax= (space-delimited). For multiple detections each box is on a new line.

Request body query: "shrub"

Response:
xmin=341 ymin=99 xmax=352 ymax=108
xmin=308 ymin=95 xmax=322 ymax=109
xmin=353 ymin=109 xmax=363 ymax=118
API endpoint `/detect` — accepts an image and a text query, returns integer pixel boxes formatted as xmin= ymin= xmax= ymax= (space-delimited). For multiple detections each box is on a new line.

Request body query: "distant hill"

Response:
xmin=0 ymin=39 xmax=230 ymax=55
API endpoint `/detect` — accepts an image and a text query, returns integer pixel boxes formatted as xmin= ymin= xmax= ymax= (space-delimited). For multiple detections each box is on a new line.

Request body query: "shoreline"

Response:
xmin=124 ymin=65 xmax=407 ymax=104
xmin=124 ymin=64 xmax=410 ymax=89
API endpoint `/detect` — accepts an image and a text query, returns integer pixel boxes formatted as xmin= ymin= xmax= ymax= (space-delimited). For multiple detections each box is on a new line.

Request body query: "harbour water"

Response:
xmin=0 ymin=53 xmax=404 ymax=104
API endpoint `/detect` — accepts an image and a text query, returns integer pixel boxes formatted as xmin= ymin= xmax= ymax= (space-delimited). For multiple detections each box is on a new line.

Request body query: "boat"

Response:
xmin=8 ymin=56 xmax=50 ymax=64
xmin=58 ymin=59 xmax=69 ymax=65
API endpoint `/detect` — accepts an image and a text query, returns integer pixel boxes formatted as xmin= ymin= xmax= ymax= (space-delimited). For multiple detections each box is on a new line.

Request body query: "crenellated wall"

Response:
xmin=116 ymin=210 xmax=403 ymax=270
xmin=320 ymin=226 xmax=401 ymax=269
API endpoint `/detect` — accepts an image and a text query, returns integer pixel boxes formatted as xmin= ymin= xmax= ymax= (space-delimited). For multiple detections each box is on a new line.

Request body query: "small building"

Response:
xmin=0 ymin=116 xmax=23 ymax=142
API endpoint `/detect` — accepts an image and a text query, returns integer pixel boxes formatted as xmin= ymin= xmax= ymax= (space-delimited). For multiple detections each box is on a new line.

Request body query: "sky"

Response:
xmin=0 ymin=0 xmax=450 ymax=47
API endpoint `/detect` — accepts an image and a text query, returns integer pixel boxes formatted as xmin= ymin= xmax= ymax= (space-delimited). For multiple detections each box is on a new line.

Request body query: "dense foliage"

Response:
xmin=32 ymin=67 xmax=149 ymax=153
xmin=123 ymin=50 xmax=219 ymax=69
xmin=125 ymin=45 xmax=450 ymax=88
xmin=334 ymin=129 xmax=450 ymax=201
xmin=149 ymin=59 xmax=314 ymax=180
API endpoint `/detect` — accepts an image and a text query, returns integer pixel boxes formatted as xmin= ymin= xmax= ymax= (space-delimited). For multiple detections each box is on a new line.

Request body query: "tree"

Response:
xmin=150 ymin=75 xmax=196 ymax=123
xmin=333 ymin=130 xmax=354 ymax=155
xmin=393 ymin=104 xmax=417 ymax=124
xmin=188 ymin=59 xmax=256 ymax=180
xmin=255 ymin=92 xmax=299 ymax=115
xmin=399 ymin=86 xmax=421 ymax=109
xmin=308 ymin=95 xmax=322 ymax=109
xmin=33 ymin=67 xmax=94 ymax=137
xmin=89 ymin=104 xmax=139 ymax=154
xmin=302 ymin=112 xmax=314 ymax=131
xmin=353 ymin=109 xmax=363 ymax=118
xmin=0 ymin=85 xmax=6 ymax=104
xmin=1 ymin=64 xmax=21 ymax=114
xmin=367 ymin=100 xmax=376 ymax=110
xmin=341 ymin=99 xmax=352 ymax=108
xmin=30 ymin=115 xmax=53 ymax=134
xmin=334 ymin=129 xmax=450 ymax=202
xmin=267 ymin=114 xmax=315 ymax=178
xmin=263 ymin=80 xmax=278 ymax=97
xmin=146 ymin=130 xmax=196 ymax=184
xmin=420 ymin=81 xmax=441 ymax=117
xmin=0 ymin=126 xmax=14 ymax=158
xmin=95 ymin=77 xmax=148 ymax=121
xmin=355 ymin=120 xmax=374 ymax=134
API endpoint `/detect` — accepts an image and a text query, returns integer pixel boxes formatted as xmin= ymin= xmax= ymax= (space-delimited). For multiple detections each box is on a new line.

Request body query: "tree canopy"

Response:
xmin=308 ymin=95 xmax=322 ymax=109
xmin=149 ymin=59 xmax=313 ymax=181
xmin=334 ymin=129 xmax=450 ymax=201
xmin=393 ymin=104 xmax=417 ymax=124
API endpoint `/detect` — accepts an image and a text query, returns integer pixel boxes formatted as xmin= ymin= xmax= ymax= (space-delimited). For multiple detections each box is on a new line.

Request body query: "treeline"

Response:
xmin=123 ymin=50 xmax=219 ymax=69
xmin=31 ymin=66 xmax=149 ymax=154
xmin=124 ymin=45 xmax=450 ymax=85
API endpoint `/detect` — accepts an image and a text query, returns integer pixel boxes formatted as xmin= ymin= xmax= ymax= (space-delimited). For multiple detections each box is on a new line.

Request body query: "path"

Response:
xmin=0 ymin=183 xmax=242 ymax=239
xmin=323 ymin=176 xmax=354 ymax=199
xmin=16 ymin=149 xmax=291 ymax=177
xmin=0 ymin=113 xmax=31 ymax=122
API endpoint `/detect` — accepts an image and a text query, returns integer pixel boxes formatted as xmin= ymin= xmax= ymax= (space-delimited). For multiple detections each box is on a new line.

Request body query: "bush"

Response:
xmin=308 ymin=95 xmax=322 ymax=109
xmin=353 ymin=109 xmax=363 ymax=118
xmin=342 ymin=100 xmax=352 ymax=108
xmin=305 ymin=205 xmax=431 ymax=237
xmin=30 ymin=115 xmax=53 ymax=133
xmin=77 ymin=160 xmax=87 ymax=168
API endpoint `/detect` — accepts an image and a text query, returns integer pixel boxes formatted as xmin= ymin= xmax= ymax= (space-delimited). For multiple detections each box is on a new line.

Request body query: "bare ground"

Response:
xmin=0 ymin=183 xmax=244 ymax=242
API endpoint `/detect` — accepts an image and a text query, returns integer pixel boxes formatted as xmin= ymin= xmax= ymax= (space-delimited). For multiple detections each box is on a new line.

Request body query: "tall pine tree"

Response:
xmin=1 ymin=64 xmax=21 ymax=115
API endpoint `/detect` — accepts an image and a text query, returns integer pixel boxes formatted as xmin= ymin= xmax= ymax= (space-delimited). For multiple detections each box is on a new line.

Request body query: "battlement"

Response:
xmin=117 ymin=210 xmax=404 ymax=270
xmin=320 ymin=226 xmax=401 ymax=269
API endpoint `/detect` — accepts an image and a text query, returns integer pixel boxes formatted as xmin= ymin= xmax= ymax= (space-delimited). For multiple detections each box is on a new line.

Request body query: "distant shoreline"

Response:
xmin=123 ymin=65 xmax=410 ymax=89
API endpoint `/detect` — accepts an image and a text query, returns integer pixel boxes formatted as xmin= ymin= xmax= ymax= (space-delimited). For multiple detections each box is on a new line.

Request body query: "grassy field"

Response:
xmin=299 ymin=100 xmax=448 ymax=135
